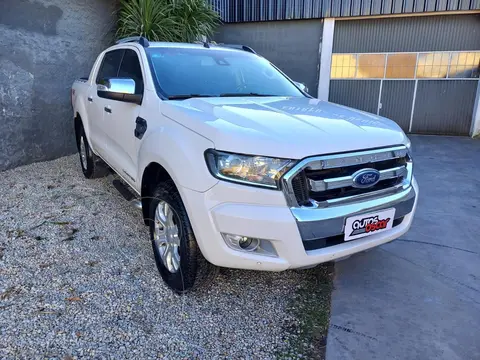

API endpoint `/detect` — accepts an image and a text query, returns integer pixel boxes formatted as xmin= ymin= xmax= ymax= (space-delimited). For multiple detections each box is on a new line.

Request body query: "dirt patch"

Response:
xmin=278 ymin=264 xmax=334 ymax=359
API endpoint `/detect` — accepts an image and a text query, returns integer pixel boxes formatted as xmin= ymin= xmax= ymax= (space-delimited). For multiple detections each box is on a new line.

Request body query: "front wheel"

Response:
xmin=149 ymin=180 xmax=216 ymax=293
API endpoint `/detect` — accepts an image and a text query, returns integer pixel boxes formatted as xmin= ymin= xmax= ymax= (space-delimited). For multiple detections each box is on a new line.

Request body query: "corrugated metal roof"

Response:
xmin=210 ymin=0 xmax=480 ymax=22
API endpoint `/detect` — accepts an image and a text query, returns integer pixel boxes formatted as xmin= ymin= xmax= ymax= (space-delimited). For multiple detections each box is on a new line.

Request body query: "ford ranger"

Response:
xmin=71 ymin=37 xmax=418 ymax=293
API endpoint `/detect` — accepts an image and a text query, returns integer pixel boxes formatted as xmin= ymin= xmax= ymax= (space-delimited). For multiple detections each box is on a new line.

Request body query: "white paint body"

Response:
xmin=72 ymin=42 xmax=418 ymax=271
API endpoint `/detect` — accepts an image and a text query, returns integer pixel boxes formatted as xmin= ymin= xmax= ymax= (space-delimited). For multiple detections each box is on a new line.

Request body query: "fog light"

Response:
xmin=239 ymin=237 xmax=252 ymax=248
xmin=223 ymin=234 xmax=259 ymax=252
xmin=221 ymin=233 xmax=277 ymax=257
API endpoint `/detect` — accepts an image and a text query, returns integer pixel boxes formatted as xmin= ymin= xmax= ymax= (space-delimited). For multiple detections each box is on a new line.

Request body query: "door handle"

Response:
xmin=104 ymin=107 xmax=112 ymax=113
xmin=87 ymin=96 xmax=93 ymax=102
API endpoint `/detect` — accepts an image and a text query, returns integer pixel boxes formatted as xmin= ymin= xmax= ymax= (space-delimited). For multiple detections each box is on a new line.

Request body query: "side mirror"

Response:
xmin=97 ymin=78 xmax=142 ymax=105
xmin=293 ymin=81 xmax=309 ymax=93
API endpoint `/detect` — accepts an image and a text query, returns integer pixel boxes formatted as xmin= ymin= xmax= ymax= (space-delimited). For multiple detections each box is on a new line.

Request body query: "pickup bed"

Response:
xmin=72 ymin=37 xmax=418 ymax=292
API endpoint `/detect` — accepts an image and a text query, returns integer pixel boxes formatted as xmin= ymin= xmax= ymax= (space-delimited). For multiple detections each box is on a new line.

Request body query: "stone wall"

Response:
xmin=0 ymin=0 xmax=116 ymax=171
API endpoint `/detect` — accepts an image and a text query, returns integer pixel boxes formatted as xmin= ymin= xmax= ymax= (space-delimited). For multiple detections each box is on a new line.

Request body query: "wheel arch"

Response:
xmin=73 ymin=92 xmax=91 ymax=144
xmin=141 ymin=162 xmax=177 ymax=225
xmin=74 ymin=112 xmax=83 ymax=150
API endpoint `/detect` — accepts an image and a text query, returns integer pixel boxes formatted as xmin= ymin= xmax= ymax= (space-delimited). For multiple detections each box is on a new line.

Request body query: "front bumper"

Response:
xmin=180 ymin=177 xmax=418 ymax=271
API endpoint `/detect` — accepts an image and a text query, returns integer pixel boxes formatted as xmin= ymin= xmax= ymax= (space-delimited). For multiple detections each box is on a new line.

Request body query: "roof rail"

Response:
xmin=192 ymin=40 xmax=213 ymax=48
xmin=218 ymin=44 xmax=256 ymax=54
xmin=115 ymin=36 xmax=150 ymax=48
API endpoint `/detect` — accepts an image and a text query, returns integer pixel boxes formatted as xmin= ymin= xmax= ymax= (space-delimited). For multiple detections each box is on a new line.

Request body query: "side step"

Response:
xmin=112 ymin=179 xmax=142 ymax=210
xmin=130 ymin=199 xmax=142 ymax=210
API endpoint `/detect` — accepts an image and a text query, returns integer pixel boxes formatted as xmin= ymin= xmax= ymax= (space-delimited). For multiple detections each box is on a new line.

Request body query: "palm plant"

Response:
xmin=172 ymin=0 xmax=221 ymax=42
xmin=116 ymin=0 xmax=220 ymax=43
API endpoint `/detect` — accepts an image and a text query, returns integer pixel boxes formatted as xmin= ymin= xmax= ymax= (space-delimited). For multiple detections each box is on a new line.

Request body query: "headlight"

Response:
xmin=405 ymin=139 xmax=411 ymax=150
xmin=405 ymin=138 xmax=413 ymax=156
xmin=205 ymin=150 xmax=296 ymax=189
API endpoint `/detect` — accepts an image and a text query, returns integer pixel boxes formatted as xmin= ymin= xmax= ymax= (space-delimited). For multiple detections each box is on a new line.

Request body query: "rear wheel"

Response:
xmin=76 ymin=125 xmax=109 ymax=179
xmin=149 ymin=180 xmax=216 ymax=293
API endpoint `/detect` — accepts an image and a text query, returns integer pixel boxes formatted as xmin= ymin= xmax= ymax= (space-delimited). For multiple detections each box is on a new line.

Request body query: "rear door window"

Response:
xmin=96 ymin=49 xmax=124 ymax=84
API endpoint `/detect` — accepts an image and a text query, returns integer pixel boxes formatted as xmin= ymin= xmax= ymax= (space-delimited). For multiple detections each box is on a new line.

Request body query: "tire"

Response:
xmin=76 ymin=125 xmax=109 ymax=179
xmin=149 ymin=180 xmax=217 ymax=293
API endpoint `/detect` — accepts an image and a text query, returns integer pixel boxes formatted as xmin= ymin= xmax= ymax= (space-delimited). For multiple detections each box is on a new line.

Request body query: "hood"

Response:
xmin=161 ymin=97 xmax=408 ymax=159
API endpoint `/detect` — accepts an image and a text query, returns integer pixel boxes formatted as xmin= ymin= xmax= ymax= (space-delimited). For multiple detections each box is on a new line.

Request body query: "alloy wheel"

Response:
xmin=153 ymin=201 xmax=181 ymax=273
xmin=80 ymin=136 xmax=87 ymax=169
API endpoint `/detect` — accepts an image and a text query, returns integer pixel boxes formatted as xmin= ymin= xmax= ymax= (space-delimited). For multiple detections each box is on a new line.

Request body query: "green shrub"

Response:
xmin=116 ymin=0 xmax=220 ymax=43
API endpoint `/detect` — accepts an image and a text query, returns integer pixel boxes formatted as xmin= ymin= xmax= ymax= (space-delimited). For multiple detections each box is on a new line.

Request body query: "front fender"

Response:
xmin=137 ymin=118 xmax=218 ymax=193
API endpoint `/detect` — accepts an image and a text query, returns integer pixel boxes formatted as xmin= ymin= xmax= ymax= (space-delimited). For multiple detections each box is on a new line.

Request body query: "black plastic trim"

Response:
xmin=135 ymin=117 xmax=148 ymax=139
xmin=303 ymin=216 xmax=405 ymax=251
xmin=97 ymin=89 xmax=143 ymax=105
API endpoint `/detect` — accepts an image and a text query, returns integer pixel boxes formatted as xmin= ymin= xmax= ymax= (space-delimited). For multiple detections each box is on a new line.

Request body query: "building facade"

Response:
xmin=214 ymin=1 xmax=480 ymax=136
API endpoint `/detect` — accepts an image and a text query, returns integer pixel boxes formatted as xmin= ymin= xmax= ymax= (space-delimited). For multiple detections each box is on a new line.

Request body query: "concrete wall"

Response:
xmin=215 ymin=20 xmax=323 ymax=97
xmin=0 ymin=0 xmax=116 ymax=171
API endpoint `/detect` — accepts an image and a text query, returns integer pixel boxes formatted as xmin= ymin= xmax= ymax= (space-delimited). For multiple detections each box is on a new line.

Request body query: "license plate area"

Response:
xmin=344 ymin=208 xmax=396 ymax=241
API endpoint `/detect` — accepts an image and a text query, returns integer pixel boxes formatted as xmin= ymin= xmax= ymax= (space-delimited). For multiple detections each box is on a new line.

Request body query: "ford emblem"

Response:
xmin=352 ymin=168 xmax=381 ymax=188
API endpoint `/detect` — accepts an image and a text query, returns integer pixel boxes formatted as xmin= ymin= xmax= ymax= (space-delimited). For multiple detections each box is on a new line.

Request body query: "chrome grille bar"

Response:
xmin=281 ymin=145 xmax=412 ymax=208
xmin=305 ymin=146 xmax=408 ymax=171
xmin=309 ymin=165 xmax=408 ymax=192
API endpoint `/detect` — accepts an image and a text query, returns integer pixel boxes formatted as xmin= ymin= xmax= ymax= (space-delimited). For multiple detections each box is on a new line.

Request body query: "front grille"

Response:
xmin=291 ymin=172 xmax=310 ymax=206
xmin=282 ymin=146 xmax=412 ymax=208
xmin=308 ymin=177 xmax=403 ymax=203
xmin=304 ymin=157 xmax=407 ymax=180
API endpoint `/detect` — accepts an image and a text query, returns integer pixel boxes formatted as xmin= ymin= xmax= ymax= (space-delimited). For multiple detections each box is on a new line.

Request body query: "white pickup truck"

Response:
xmin=72 ymin=37 xmax=418 ymax=292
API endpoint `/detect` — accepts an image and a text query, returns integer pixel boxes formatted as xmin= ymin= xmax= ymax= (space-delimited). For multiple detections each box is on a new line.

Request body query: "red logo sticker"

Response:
xmin=350 ymin=215 xmax=391 ymax=237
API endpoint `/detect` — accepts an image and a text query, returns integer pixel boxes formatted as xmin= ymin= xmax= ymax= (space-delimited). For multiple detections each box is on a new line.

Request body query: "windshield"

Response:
xmin=146 ymin=47 xmax=305 ymax=99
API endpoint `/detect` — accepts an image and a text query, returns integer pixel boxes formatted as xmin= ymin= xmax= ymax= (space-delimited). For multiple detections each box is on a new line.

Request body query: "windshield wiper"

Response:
xmin=219 ymin=92 xmax=276 ymax=97
xmin=167 ymin=94 xmax=214 ymax=100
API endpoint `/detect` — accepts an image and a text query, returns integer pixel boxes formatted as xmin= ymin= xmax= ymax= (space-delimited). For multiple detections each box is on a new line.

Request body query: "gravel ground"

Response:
xmin=0 ymin=155 xmax=332 ymax=359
